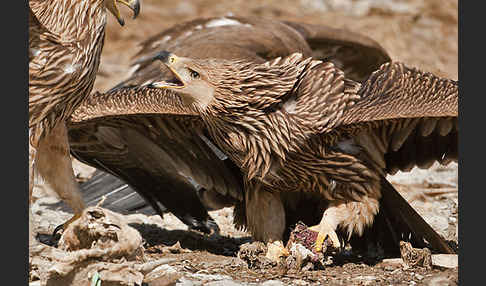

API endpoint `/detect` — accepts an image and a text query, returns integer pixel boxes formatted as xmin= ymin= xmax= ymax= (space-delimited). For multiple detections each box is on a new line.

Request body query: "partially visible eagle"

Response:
xmin=67 ymin=16 xmax=393 ymax=235
xmin=68 ymin=17 xmax=457 ymax=257
xmin=29 ymin=0 xmax=140 ymax=238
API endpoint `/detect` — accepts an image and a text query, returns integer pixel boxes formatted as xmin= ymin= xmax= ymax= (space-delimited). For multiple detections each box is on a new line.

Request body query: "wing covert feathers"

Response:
xmin=340 ymin=62 xmax=457 ymax=126
xmin=328 ymin=62 xmax=458 ymax=174
xmin=69 ymin=87 xmax=198 ymax=123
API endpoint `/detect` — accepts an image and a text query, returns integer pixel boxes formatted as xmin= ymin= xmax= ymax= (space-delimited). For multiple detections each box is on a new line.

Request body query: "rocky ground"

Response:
xmin=29 ymin=0 xmax=458 ymax=285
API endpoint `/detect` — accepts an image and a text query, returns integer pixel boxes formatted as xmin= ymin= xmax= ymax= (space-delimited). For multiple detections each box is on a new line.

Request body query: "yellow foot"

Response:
xmin=265 ymin=241 xmax=289 ymax=262
xmin=52 ymin=213 xmax=82 ymax=237
xmin=309 ymin=220 xmax=341 ymax=253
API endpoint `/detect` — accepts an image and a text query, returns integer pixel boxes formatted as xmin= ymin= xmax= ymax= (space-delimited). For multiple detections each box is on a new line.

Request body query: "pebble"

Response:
xmin=189 ymin=273 xmax=232 ymax=281
xmin=261 ymin=280 xmax=285 ymax=286
xmin=384 ymin=266 xmax=395 ymax=271
xmin=423 ymin=276 xmax=454 ymax=286
xmin=205 ymin=280 xmax=242 ymax=286
xmin=176 ymin=278 xmax=198 ymax=286
xmin=432 ymin=254 xmax=458 ymax=269
xmin=150 ymin=264 xmax=178 ymax=275
xmin=353 ymin=276 xmax=377 ymax=286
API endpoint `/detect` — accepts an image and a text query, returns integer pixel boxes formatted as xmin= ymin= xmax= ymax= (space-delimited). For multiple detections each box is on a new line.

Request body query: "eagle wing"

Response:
xmin=114 ymin=16 xmax=390 ymax=89
xmin=333 ymin=62 xmax=457 ymax=174
xmin=282 ymin=21 xmax=390 ymax=82
xmin=69 ymin=112 xmax=242 ymax=233
xmin=287 ymin=60 xmax=457 ymax=175
xmin=277 ymin=61 xmax=457 ymax=254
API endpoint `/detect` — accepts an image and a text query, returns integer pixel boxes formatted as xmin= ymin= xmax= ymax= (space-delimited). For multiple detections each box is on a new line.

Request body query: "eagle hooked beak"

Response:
xmin=149 ymin=51 xmax=186 ymax=89
xmin=105 ymin=0 xmax=140 ymax=26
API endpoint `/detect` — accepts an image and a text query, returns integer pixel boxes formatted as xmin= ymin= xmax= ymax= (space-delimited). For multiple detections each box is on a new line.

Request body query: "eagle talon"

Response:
xmin=52 ymin=213 xmax=82 ymax=238
xmin=309 ymin=222 xmax=341 ymax=254
xmin=52 ymin=224 xmax=64 ymax=238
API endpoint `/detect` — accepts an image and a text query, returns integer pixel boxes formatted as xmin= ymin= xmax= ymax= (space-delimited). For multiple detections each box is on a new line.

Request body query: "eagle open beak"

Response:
xmin=149 ymin=51 xmax=186 ymax=89
xmin=106 ymin=0 xmax=140 ymax=26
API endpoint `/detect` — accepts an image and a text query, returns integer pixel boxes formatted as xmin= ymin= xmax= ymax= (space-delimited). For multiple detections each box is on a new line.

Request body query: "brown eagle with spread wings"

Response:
xmin=67 ymin=16 xmax=392 ymax=235
xmin=29 ymin=0 xmax=140 ymax=239
xmin=68 ymin=17 xmax=456 ymax=257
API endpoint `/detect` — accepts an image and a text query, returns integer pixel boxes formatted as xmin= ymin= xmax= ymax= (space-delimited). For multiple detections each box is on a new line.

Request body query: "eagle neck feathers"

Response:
xmin=29 ymin=0 xmax=106 ymax=44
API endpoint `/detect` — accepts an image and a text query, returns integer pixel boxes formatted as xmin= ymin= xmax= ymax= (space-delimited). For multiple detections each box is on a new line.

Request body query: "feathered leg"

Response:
xmin=309 ymin=197 xmax=380 ymax=253
xmin=34 ymin=122 xmax=85 ymax=235
xmin=245 ymin=184 xmax=289 ymax=261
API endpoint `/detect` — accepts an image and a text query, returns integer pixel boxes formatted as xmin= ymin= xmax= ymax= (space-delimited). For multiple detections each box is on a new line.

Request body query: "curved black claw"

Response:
xmin=52 ymin=213 xmax=81 ymax=240
xmin=52 ymin=223 xmax=64 ymax=239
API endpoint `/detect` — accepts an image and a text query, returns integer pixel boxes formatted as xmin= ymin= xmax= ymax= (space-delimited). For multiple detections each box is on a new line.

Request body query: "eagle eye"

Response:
xmin=189 ymin=69 xmax=200 ymax=79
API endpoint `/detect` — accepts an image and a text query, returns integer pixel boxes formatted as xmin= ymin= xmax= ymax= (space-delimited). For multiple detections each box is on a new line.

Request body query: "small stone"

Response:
xmin=261 ymin=280 xmax=285 ymax=286
xmin=205 ymin=280 xmax=242 ymax=286
xmin=146 ymin=273 xmax=182 ymax=286
xmin=189 ymin=273 xmax=232 ymax=281
xmin=381 ymin=258 xmax=405 ymax=267
xmin=423 ymin=275 xmax=456 ymax=286
xmin=150 ymin=264 xmax=178 ymax=275
xmin=415 ymin=274 xmax=424 ymax=280
xmin=431 ymin=254 xmax=458 ymax=269
xmin=353 ymin=276 xmax=377 ymax=286
xmin=384 ymin=266 xmax=395 ymax=271
xmin=176 ymin=277 xmax=199 ymax=286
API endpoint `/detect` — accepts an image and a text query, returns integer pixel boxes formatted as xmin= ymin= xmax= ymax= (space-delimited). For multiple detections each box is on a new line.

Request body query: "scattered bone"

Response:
xmin=237 ymin=242 xmax=274 ymax=269
xmin=29 ymin=207 xmax=180 ymax=286
xmin=285 ymin=243 xmax=318 ymax=271
xmin=400 ymin=241 xmax=432 ymax=269
xmin=265 ymin=240 xmax=289 ymax=263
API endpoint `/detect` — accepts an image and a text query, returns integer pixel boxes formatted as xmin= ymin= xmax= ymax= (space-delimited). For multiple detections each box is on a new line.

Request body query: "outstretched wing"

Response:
xmin=283 ymin=60 xmax=457 ymax=175
xmin=278 ymin=60 xmax=457 ymax=254
xmin=330 ymin=62 xmax=457 ymax=174
xmin=69 ymin=112 xmax=242 ymax=233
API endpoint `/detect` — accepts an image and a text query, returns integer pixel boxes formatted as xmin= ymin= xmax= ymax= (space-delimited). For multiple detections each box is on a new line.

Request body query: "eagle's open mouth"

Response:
xmin=149 ymin=66 xmax=186 ymax=89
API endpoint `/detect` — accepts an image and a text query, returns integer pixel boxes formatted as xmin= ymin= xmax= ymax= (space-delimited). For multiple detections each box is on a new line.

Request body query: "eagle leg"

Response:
xmin=245 ymin=185 xmax=289 ymax=262
xmin=34 ymin=123 xmax=86 ymax=238
xmin=308 ymin=197 xmax=380 ymax=254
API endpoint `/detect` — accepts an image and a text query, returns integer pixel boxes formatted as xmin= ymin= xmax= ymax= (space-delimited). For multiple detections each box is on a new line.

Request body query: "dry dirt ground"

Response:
xmin=30 ymin=0 xmax=458 ymax=285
